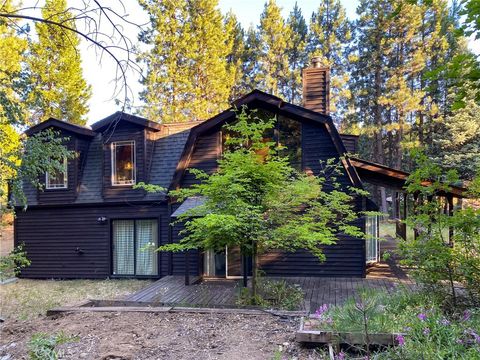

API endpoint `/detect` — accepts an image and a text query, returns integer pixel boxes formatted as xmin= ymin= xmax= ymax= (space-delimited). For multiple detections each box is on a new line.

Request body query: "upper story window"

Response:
xmin=112 ymin=140 xmax=136 ymax=186
xmin=222 ymin=113 xmax=302 ymax=170
xmin=46 ymin=158 xmax=68 ymax=189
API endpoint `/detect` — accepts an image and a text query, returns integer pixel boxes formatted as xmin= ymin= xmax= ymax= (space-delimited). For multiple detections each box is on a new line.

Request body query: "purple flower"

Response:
xmin=470 ymin=331 xmax=480 ymax=344
xmin=462 ymin=310 xmax=471 ymax=322
xmin=440 ymin=318 xmax=450 ymax=326
xmin=418 ymin=313 xmax=427 ymax=321
xmin=336 ymin=351 xmax=346 ymax=360
xmin=314 ymin=304 xmax=329 ymax=318
xmin=395 ymin=334 xmax=405 ymax=346
xmin=325 ymin=317 xmax=333 ymax=325
xmin=423 ymin=328 xmax=430 ymax=335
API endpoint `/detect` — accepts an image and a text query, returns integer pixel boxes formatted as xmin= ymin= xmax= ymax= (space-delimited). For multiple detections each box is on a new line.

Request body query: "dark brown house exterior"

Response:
xmin=15 ymin=64 xmax=384 ymax=280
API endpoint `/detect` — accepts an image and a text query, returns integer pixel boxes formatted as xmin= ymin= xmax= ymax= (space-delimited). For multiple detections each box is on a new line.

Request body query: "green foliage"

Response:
xmin=237 ymin=277 xmax=304 ymax=310
xmin=0 ymin=245 xmax=30 ymax=281
xmin=399 ymin=150 xmax=480 ymax=305
xmin=7 ymin=129 xmax=75 ymax=208
xmin=256 ymin=0 xmax=289 ymax=96
xmin=27 ymin=0 xmax=91 ymax=124
xmin=28 ymin=331 xmax=78 ymax=360
xmin=138 ymin=0 xmax=234 ymax=123
xmin=312 ymin=290 xmax=480 ymax=359
xmin=133 ymin=182 xmax=166 ymax=194
xmin=430 ymin=81 xmax=480 ymax=179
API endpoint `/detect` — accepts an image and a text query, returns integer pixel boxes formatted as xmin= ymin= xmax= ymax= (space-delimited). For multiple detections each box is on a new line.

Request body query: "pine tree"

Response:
xmin=241 ymin=27 xmax=261 ymax=93
xmin=224 ymin=11 xmax=246 ymax=101
xmin=430 ymin=81 xmax=480 ymax=179
xmin=308 ymin=0 xmax=352 ymax=119
xmin=138 ymin=0 xmax=233 ymax=123
xmin=284 ymin=2 xmax=308 ymax=104
xmin=27 ymin=0 xmax=91 ymax=125
xmin=257 ymin=0 xmax=289 ymax=96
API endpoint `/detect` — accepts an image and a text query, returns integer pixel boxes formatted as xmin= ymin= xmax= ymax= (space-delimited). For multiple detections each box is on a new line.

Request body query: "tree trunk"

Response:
xmin=251 ymin=240 xmax=258 ymax=303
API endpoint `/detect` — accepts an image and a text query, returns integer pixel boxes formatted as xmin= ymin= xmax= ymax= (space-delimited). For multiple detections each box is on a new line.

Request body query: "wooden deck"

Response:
xmin=125 ymin=264 xmax=413 ymax=312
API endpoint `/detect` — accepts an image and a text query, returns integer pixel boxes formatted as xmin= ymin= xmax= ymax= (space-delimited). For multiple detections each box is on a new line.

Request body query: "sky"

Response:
xmin=77 ymin=0 xmax=478 ymax=125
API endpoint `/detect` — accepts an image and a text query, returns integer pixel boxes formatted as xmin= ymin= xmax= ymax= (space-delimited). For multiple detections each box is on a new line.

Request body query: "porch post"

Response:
xmin=242 ymin=252 xmax=248 ymax=288
xmin=185 ymin=251 xmax=190 ymax=286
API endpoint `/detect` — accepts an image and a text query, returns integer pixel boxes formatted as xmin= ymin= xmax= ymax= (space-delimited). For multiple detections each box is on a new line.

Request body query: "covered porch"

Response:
xmin=350 ymin=157 xmax=468 ymax=242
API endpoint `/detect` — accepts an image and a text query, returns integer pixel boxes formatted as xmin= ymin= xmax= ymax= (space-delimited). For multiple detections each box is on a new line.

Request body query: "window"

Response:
xmin=112 ymin=219 xmax=158 ymax=276
xmin=222 ymin=113 xmax=302 ymax=170
xmin=46 ymin=158 xmax=68 ymax=189
xmin=365 ymin=215 xmax=379 ymax=263
xmin=112 ymin=141 xmax=135 ymax=185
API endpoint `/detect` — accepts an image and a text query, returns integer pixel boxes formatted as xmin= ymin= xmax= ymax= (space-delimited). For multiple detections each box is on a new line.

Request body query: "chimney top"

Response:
xmin=311 ymin=56 xmax=323 ymax=68
xmin=302 ymin=58 xmax=330 ymax=115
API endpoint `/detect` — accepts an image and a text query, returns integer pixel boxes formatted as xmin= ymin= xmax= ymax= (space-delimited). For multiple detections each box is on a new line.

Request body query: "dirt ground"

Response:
xmin=0 ymin=312 xmax=322 ymax=360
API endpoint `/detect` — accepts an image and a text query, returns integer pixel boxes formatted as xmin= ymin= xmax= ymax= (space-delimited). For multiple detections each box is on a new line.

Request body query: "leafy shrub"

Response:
xmin=237 ymin=277 xmax=304 ymax=310
xmin=311 ymin=290 xmax=480 ymax=359
xmin=0 ymin=245 xmax=30 ymax=281
xmin=399 ymin=151 xmax=480 ymax=307
xmin=28 ymin=331 xmax=78 ymax=360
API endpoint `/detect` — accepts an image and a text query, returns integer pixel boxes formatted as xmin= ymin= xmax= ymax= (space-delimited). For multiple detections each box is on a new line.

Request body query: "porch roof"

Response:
xmin=349 ymin=157 xmax=468 ymax=198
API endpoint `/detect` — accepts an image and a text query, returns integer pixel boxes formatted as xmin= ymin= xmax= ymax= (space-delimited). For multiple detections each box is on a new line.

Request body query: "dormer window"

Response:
xmin=112 ymin=140 xmax=136 ymax=186
xmin=46 ymin=158 xmax=68 ymax=189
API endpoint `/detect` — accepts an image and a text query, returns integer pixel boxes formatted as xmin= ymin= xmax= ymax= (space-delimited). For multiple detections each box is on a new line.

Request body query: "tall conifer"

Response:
xmin=257 ymin=0 xmax=289 ymax=96
xmin=138 ymin=0 xmax=233 ymax=123
xmin=28 ymin=0 xmax=91 ymax=125
xmin=308 ymin=0 xmax=351 ymax=119
xmin=284 ymin=2 xmax=308 ymax=105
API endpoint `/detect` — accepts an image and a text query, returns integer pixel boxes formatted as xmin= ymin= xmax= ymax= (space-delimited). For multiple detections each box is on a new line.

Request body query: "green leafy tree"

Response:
xmin=138 ymin=0 xmax=233 ymax=123
xmin=308 ymin=0 xmax=352 ymax=119
xmin=257 ymin=0 xmax=289 ymax=96
xmin=27 ymin=0 xmax=91 ymax=125
xmin=160 ymin=107 xmax=366 ymax=299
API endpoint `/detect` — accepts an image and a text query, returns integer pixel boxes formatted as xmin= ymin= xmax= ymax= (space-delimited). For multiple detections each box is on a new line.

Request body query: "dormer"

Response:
xmin=91 ymin=112 xmax=163 ymax=201
xmin=25 ymin=118 xmax=96 ymax=204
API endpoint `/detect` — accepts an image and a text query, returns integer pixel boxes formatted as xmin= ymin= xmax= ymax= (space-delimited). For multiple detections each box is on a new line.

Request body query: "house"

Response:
xmin=13 ymin=58 xmax=464 ymax=280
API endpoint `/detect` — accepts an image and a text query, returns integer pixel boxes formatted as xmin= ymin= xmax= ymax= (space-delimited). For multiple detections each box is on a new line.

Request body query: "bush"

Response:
xmin=237 ymin=277 xmax=304 ymax=310
xmin=399 ymin=151 xmax=480 ymax=307
xmin=0 ymin=245 xmax=30 ymax=281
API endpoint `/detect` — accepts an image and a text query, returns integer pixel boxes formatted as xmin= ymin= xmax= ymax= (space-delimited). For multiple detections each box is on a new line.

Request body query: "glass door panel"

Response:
xmin=112 ymin=220 xmax=135 ymax=275
xmin=112 ymin=219 xmax=158 ymax=276
xmin=135 ymin=219 xmax=158 ymax=276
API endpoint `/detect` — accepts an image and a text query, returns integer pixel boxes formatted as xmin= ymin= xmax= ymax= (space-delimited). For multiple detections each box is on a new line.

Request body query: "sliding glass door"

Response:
xmin=112 ymin=219 xmax=158 ymax=276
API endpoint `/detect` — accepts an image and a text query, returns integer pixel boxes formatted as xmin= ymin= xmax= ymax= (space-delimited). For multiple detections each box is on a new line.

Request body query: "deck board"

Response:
xmin=124 ymin=263 xmax=414 ymax=312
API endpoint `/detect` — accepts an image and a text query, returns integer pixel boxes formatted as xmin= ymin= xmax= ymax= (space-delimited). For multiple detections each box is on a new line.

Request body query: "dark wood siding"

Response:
xmin=102 ymin=122 xmax=146 ymax=201
xmin=169 ymin=223 xmax=200 ymax=276
xmin=15 ymin=203 xmax=168 ymax=279
xmin=259 ymin=218 xmax=366 ymax=277
xmin=181 ymin=131 xmax=220 ymax=188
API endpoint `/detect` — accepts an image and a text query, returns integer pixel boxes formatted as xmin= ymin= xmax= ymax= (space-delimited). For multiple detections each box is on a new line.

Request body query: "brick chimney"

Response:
xmin=302 ymin=56 xmax=330 ymax=115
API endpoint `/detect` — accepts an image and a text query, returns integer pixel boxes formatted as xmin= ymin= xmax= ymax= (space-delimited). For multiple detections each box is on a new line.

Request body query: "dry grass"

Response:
xmin=0 ymin=278 xmax=149 ymax=320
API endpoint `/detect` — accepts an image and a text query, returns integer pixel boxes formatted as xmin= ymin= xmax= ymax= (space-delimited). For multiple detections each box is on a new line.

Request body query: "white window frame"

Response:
xmin=111 ymin=140 xmax=136 ymax=186
xmin=46 ymin=158 xmax=68 ymax=189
